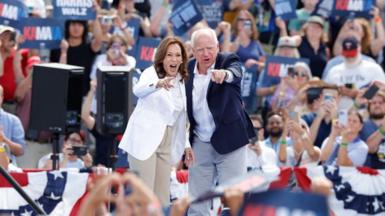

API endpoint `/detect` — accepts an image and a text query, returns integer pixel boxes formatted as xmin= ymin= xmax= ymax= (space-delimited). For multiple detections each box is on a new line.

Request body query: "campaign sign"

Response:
xmin=331 ymin=0 xmax=374 ymax=19
xmin=53 ymin=0 xmax=96 ymax=20
xmin=135 ymin=37 xmax=161 ymax=70
xmin=0 ymin=0 xmax=28 ymax=27
xmin=170 ymin=0 xmax=203 ymax=36
xmin=313 ymin=0 xmax=334 ymax=18
xmin=241 ymin=65 xmax=258 ymax=113
xmin=195 ymin=0 xmax=223 ymax=28
xmin=239 ymin=190 xmax=328 ymax=216
xmin=19 ymin=18 xmax=64 ymax=49
xmin=259 ymin=56 xmax=309 ymax=87
xmin=274 ymin=0 xmax=297 ymax=21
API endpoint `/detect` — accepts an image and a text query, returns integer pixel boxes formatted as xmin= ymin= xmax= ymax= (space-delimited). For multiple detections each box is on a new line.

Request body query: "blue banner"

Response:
xmin=260 ymin=56 xmax=309 ymax=87
xmin=274 ymin=0 xmax=297 ymax=21
xmin=19 ymin=18 xmax=64 ymax=49
xmin=195 ymin=0 xmax=223 ymax=29
xmin=239 ymin=190 xmax=328 ymax=216
xmin=0 ymin=0 xmax=28 ymax=28
xmin=53 ymin=0 xmax=96 ymax=20
xmin=313 ymin=0 xmax=334 ymax=18
xmin=170 ymin=0 xmax=203 ymax=36
xmin=331 ymin=0 xmax=374 ymax=19
xmin=135 ymin=37 xmax=161 ymax=70
xmin=241 ymin=65 xmax=258 ymax=113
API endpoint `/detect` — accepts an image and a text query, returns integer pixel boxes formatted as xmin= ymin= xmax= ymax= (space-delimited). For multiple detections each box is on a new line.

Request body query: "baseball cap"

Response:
xmin=277 ymin=36 xmax=297 ymax=48
xmin=307 ymin=16 xmax=325 ymax=27
xmin=342 ymin=37 xmax=359 ymax=58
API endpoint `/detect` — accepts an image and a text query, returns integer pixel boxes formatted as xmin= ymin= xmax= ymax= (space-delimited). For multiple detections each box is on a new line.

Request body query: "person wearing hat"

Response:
xmin=298 ymin=15 xmax=329 ymax=78
xmin=324 ymin=37 xmax=385 ymax=110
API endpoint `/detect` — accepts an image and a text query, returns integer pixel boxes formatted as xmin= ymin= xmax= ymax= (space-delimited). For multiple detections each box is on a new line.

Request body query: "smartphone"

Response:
xmin=338 ymin=109 xmax=348 ymax=127
xmin=363 ymin=84 xmax=379 ymax=100
xmin=71 ymin=145 xmax=88 ymax=157
xmin=243 ymin=20 xmax=252 ymax=30
xmin=289 ymin=111 xmax=299 ymax=122
xmin=345 ymin=83 xmax=354 ymax=89
xmin=324 ymin=94 xmax=333 ymax=101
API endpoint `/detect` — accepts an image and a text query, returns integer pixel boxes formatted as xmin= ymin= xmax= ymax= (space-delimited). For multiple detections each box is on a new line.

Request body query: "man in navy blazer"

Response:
xmin=185 ymin=28 xmax=255 ymax=215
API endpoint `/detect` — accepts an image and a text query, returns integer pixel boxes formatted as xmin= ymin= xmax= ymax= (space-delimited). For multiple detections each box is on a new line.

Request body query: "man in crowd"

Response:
xmin=360 ymin=90 xmax=385 ymax=169
xmin=186 ymin=28 xmax=254 ymax=215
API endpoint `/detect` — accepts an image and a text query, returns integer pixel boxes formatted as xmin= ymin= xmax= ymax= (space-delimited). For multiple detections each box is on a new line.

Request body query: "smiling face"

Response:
xmin=163 ymin=43 xmax=183 ymax=77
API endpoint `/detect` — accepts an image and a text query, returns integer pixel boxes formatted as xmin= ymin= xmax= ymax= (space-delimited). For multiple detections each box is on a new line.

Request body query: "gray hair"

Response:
xmin=190 ymin=28 xmax=218 ymax=48
xmin=294 ymin=62 xmax=312 ymax=79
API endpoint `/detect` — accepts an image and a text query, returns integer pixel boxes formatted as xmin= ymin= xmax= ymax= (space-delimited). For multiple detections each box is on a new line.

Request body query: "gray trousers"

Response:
xmin=187 ymin=137 xmax=247 ymax=216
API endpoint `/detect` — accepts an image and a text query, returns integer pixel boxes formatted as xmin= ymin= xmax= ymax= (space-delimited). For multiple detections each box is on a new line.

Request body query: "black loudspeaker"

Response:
xmin=29 ymin=63 xmax=84 ymax=133
xmin=96 ymin=66 xmax=135 ymax=134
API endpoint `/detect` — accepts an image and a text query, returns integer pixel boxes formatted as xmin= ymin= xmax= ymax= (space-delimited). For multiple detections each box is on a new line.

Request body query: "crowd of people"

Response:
xmin=2 ymin=0 xmax=385 ymax=215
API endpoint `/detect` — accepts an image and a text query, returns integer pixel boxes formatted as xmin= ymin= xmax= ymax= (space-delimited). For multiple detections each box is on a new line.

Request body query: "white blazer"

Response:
xmin=119 ymin=66 xmax=190 ymax=165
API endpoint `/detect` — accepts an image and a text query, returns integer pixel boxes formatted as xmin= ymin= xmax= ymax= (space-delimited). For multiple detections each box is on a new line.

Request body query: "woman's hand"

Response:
xmin=156 ymin=77 xmax=174 ymax=90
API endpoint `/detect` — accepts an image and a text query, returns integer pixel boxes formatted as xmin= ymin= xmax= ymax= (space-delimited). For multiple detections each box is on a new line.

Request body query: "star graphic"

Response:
xmin=50 ymin=171 xmax=64 ymax=180
xmin=335 ymin=184 xmax=345 ymax=192
xmin=20 ymin=209 xmax=32 ymax=216
xmin=48 ymin=192 xmax=61 ymax=200
xmin=36 ymin=201 xmax=44 ymax=211
xmin=373 ymin=198 xmax=380 ymax=211
xmin=325 ymin=165 xmax=337 ymax=175
xmin=345 ymin=195 xmax=354 ymax=203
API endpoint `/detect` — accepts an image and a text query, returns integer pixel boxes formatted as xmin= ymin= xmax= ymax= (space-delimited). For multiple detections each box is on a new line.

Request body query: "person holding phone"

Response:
xmin=38 ymin=131 xmax=93 ymax=169
xmin=228 ymin=10 xmax=265 ymax=69
xmin=324 ymin=37 xmax=385 ymax=110
xmin=119 ymin=37 xmax=193 ymax=206
xmin=320 ymin=109 xmax=368 ymax=166
xmin=357 ymin=91 xmax=385 ymax=169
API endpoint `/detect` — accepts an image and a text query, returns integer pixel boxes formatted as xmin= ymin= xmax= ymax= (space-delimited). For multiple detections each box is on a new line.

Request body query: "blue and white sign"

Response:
xmin=239 ymin=190 xmax=329 ymax=216
xmin=259 ymin=56 xmax=309 ymax=87
xmin=314 ymin=0 xmax=334 ymax=18
xmin=170 ymin=0 xmax=203 ymax=36
xmin=0 ymin=0 xmax=28 ymax=28
xmin=241 ymin=65 xmax=258 ymax=113
xmin=195 ymin=0 xmax=223 ymax=29
xmin=135 ymin=37 xmax=161 ymax=70
xmin=274 ymin=0 xmax=297 ymax=21
xmin=53 ymin=0 xmax=96 ymax=20
xmin=19 ymin=18 xmax=64 ymax=49
xmin=331 ymin=0 xmax=374 ymax=19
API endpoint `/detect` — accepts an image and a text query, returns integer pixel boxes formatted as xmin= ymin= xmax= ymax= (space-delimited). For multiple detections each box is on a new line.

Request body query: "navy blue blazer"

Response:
xmin=185 ymin=52 xmax=255 ymax=154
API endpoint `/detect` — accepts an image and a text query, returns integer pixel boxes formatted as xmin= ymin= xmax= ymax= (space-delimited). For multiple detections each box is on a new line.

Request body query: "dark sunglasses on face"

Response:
xmin=289 ymin=70 xmax=308 ymax=78
xmin=253 ymin=127 xmax=262 ymax=132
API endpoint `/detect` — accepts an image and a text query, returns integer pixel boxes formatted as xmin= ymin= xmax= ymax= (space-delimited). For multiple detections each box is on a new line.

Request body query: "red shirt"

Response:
xmin=1 ymin=49 xmax=28 ymax=101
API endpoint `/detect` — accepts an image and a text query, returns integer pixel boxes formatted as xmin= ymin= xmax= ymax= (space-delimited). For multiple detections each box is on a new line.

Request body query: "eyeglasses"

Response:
xmin=289 ymin=70 xmax=308 ymax=78
xmin=253 ymin=127 xmax=262 ymax=131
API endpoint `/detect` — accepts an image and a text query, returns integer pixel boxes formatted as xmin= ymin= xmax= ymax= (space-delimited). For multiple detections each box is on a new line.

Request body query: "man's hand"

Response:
xmin=211 ymin=69 xmax=228 ymax=84
xmin=184 ymin=147 xmax=195 ymax=167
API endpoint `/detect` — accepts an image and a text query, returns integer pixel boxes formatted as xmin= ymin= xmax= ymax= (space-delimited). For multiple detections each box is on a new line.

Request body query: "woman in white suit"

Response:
xmin=119 ymin=37 xmax=193 ymax=205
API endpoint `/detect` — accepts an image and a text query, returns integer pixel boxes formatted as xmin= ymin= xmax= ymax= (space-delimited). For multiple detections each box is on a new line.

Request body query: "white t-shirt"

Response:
xmin=324 ymin=57 xmax=385 ymax=109
xmin=246 ymin=142 xmax=279 ymax=171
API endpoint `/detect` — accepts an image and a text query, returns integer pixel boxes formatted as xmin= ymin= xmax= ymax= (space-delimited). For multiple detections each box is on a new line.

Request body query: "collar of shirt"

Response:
xmin=194 ymin=61 xmax=216 ymax=76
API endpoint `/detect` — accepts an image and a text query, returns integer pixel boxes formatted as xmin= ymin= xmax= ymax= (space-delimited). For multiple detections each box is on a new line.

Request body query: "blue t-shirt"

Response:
xmin=360 ymin=119 xmax=385 ymax=169
xmin=236 ymin=40 xmax=265 ymax=63
xmin=302 ymin=113 xmax=331 ymax=148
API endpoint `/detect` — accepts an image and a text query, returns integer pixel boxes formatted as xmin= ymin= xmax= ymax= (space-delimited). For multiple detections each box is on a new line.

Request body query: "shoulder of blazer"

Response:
xmin=187 ymin=58 xmax=196 ymax=74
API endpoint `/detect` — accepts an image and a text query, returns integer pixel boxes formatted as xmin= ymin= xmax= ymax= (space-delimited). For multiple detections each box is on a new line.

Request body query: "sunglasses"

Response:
xmin=289 ymin=70 xmax=308 ymax=78
xmin=253 ymin=127 xmax=262 ymax=132
xmin=238 ymin=18 xmax=251 ymax=22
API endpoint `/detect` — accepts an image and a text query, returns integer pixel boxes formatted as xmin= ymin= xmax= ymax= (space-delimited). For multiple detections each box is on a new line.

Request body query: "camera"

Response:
xmin=71 ymin=145 xmax=88 ymax=157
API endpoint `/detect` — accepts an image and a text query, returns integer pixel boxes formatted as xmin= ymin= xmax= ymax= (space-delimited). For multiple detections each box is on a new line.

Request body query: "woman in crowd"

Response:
xmin=320 ymin=109 xmax=368 ymax=166
xmin=229 ymin=9 xmax=265 ymax=69
xmin=270 ymin=62 xmax=312 ymax=111
xmin=90 ymin=34 xmax=136 ymax=80
xmin=279 ymin=118 xmax=320 ymax=167
xmin=38 ymin=131 xmax=93 ymax=169
xmin=298 ymin=16 xmax=329 ymax=78
xmin=119 ymin=37 xmax=193 ymax=205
